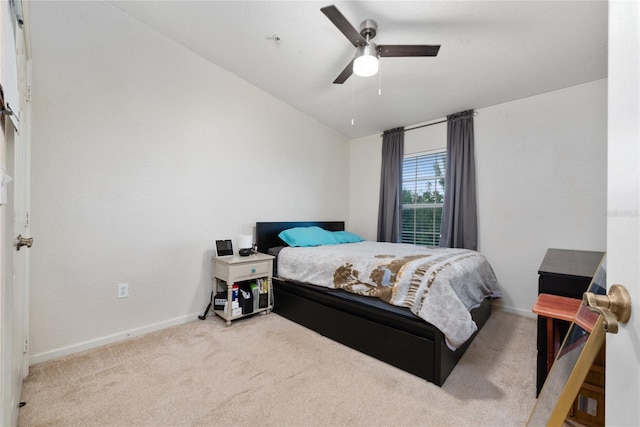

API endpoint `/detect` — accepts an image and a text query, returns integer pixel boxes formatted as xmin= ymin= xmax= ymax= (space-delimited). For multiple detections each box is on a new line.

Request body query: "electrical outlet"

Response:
xmin=117 ymin=283 xmax=129 ymax=299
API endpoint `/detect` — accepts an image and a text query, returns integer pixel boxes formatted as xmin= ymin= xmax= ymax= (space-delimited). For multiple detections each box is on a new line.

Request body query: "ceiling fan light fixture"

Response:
xmin=353 ymin=43 xmax=379 ymax=77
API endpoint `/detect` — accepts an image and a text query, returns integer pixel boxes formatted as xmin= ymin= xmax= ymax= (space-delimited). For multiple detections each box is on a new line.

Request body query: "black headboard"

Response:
xmin=256 ymin=221 xmax=345 ymax=253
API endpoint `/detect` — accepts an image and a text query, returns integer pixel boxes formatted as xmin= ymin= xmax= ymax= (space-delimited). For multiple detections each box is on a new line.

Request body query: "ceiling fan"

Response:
xmin=321 ymin=4 xmax=441 ymax=84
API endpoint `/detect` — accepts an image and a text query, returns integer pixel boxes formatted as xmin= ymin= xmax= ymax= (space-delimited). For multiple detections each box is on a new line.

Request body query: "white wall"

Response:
xmin=29 ymin=1 xmax=349 ymax=363
xmin=476 ymin=79 xmax=607 ymax=314
xmin=348 ymin=134 xmax=380 ymax=240
xmin=349 ymin=79 xmax=607 ymax=315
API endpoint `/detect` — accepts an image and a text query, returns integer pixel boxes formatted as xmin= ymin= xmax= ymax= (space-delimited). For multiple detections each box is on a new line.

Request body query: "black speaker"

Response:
xmin=239 ymin=248 xmax=252 ymax=256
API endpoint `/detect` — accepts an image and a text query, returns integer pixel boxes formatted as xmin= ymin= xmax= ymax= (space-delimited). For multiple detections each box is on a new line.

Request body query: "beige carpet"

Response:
xmin=18 ymin=309 xmax=537 ymax=426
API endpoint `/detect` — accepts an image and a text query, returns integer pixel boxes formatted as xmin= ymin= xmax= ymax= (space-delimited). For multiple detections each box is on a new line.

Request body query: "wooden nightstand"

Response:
xmin=212 ymin=253 xmax=274 ymax=325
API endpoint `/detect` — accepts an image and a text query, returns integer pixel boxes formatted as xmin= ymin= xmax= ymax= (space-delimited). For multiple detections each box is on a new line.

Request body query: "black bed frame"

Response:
xmin=255 ymin=221 xmax=492 ymax=386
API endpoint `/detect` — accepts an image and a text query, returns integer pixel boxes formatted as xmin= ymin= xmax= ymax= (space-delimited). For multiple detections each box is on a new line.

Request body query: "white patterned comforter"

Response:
xmin=277 ymin=241 xmax=501 ymax=350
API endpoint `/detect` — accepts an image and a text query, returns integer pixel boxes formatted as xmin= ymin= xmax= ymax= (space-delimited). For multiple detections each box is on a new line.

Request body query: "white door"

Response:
xmin=606 ymin=1 xmax=640 ymax=425
xmin=1 ymin=114 xmax=30 ymax=427
xmin=0 ymin=4 xmax=31 ymax=426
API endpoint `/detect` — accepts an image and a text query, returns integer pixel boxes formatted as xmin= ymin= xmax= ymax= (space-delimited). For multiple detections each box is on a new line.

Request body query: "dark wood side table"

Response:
xmin=536 ymin=248 xmax=604 ymax=395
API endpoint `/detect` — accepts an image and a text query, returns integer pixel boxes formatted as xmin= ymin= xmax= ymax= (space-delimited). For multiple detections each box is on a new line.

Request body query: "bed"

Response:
xmin=256 ymin=221 xmax=501 ymax=386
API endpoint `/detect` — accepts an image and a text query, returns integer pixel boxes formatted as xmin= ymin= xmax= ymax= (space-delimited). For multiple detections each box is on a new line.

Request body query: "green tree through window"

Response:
xmin=401 ymin=151 xmax=446 ymax=246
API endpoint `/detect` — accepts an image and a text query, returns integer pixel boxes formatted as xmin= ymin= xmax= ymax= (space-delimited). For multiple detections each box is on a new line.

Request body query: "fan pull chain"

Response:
xmin=351 ymin=75 xmax=355 ymax=126
xmin=378 ymin=59 xmax=382 ymax=95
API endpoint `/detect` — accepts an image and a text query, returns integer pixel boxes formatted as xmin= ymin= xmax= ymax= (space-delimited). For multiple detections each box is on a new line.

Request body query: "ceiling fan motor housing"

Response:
xmin=359 ymin=19 xmax=377 ymax=41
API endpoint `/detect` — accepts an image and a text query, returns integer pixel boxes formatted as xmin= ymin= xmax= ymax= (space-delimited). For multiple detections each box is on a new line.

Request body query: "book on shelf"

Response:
xmin=256 ymin=278 xmax=270 ymax=294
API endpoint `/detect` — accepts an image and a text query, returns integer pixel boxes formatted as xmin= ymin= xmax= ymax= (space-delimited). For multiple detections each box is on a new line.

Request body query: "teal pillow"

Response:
xmin=333 ymin=231 xmax=365 ymax=244
xmin=278 ymin=226 xmax=339 ymax=247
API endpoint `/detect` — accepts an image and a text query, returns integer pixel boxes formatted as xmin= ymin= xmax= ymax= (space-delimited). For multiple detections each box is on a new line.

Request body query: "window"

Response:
xmin=401 ymin=151 xmax=446 ymax=246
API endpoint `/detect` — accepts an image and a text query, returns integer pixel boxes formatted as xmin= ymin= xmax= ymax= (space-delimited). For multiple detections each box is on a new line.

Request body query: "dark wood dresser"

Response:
xmin=536 ymin=248 xmax=605 ymax=395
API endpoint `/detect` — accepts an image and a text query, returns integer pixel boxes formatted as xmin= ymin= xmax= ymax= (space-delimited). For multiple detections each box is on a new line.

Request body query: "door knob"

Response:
xmin=583 ymin=284 xmax=632 ymax=333
xmin=16 ymin=234 xmax=33 ymax=251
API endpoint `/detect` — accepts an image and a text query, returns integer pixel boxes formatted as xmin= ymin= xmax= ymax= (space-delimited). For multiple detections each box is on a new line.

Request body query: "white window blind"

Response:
xmin=401 ymin=151 xmax=446 ymax=246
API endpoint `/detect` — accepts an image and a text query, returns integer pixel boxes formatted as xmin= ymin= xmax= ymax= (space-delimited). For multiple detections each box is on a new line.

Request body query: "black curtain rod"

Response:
xmin=380 ymin=111 xmax=478 ymax=136
xmin=406 ymin=111 xmax=478 ymax=132
xmin=404 ymin=118 xmax=447 ymax=132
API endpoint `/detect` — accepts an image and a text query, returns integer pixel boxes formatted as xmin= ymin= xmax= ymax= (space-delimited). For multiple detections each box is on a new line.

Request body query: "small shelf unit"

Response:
xmin=211 ymin=252 xmax=275 ymax=325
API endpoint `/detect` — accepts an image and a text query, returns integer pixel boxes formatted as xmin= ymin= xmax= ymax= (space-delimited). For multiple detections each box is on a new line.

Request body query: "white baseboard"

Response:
xmin=29 ymin=313 xmax=201 ymax=366
xmin=493 ymin=301 xmax=536 ymax=319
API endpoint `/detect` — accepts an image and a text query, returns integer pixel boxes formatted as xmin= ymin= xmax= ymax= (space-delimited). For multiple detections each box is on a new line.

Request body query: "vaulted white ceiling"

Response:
xmin=108 ymin=1 xmax=608 ymax=139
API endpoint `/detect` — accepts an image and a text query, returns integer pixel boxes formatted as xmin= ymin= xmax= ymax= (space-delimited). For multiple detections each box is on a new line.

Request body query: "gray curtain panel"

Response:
xmin=377 ymin=127 xmax=405 ymax=242
xmin=440 ymin=110 xmax=478 ymax=250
